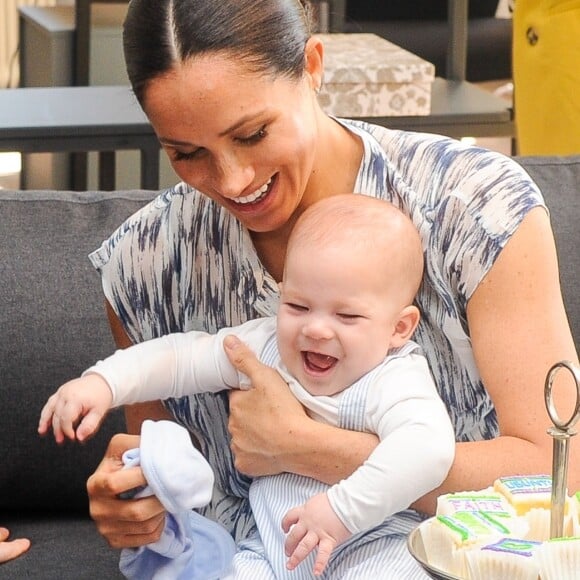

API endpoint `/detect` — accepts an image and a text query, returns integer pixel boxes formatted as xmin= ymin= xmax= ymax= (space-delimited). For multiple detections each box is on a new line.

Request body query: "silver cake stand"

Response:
xmin=407 ymin=360 xmax=580 ymax=579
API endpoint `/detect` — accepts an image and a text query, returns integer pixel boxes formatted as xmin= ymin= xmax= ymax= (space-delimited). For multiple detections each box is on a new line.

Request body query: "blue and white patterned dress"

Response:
xmin=89 ymin=122 xmax=545 ymax=576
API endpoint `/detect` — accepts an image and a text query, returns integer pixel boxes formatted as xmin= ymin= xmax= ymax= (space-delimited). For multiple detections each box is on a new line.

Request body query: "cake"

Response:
xmin=494 ymin=475 xmax=574 ymax=540
xmin=536 ymin=536 xmax=580 ymax=580
xmin=464 ymin=537 xmax=542 ymax=580
xmin=436 ymin=489 xmax=516 ymax=518
xmin=421 ymin=510 xmax=528 ymax=577
xmin=571 ymin=491 xmax=580 ymax=536
xmin=494 ymin=475 xmax=553 ymax=515
xmin=414 ymin=475 xmax=580 ymax=579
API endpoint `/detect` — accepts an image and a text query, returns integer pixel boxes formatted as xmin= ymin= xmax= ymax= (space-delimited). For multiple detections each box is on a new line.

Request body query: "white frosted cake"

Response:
xmin=494 ymin=475 xmax=574 ymax=541
xmin=416 ymin=475 xmax=580 ymax=579
xmin=465 ymin=537 xmax=542 ymax=580
xmin=421 ymin=510 xmax=528 ymax=577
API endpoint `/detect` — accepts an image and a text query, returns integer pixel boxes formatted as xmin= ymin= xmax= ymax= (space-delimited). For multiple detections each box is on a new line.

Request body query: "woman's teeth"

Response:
xmin=233 ymin=178 xmax=272 ymax=205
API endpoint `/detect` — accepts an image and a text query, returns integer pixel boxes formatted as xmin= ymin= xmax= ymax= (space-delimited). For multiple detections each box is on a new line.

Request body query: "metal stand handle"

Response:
xmin=544 ymin=360 xmax=580 ymax=538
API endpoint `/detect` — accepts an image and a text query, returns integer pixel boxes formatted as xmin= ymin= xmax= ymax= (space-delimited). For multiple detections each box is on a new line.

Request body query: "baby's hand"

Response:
xmin=38 ymin=374 xmax=113 ymax=443
xmin=281 ymin=492 xmax=352 ymax=576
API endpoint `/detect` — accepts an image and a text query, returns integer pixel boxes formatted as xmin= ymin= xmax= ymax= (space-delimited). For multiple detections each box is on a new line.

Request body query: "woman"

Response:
xmin=86 ymin=0 xmax=579 ymax=576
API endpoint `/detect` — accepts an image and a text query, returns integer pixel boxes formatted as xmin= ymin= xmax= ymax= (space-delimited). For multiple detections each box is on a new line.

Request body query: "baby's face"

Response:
xmin=276 ymin=242 xmax=403 ymax=397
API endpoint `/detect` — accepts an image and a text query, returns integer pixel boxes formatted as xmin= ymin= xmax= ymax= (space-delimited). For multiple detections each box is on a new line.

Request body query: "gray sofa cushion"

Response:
xmin=0 ymin=190 xmax=156 ymax=513
xmin=1 ymin=514 xmax=124 ymax=579
xmin=516 ymin=156 xmax=580 ymax=348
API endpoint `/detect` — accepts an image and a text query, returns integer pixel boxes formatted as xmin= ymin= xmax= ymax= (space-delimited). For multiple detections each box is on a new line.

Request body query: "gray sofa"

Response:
xmin=0 ymin=156 xmax=578 ymax=579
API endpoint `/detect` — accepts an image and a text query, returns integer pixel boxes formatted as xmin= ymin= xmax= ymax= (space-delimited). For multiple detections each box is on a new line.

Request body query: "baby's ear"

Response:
xmin=390 ymin=305 xmax=421 ymax=348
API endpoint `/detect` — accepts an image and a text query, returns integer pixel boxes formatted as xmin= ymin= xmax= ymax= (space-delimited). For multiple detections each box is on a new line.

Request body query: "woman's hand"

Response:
xmin=223 ymin=335 xmax=378 ymax=483
xmin=87 ymin=433 xmax=166 ymax=549
xmin=224 ymin=334 xmax=308 ymax=477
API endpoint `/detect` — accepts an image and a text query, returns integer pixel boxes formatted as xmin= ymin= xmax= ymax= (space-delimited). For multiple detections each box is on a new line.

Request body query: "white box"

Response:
xmin=317 ymin=33 xmax=435 ymax=117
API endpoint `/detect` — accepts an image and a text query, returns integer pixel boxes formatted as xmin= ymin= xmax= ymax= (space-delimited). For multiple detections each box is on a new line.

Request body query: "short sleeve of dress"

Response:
xmin=424 ymin=145 xmax=545 ymax=304
xmin=363 ymin=126 xmax=546 ymax=305
xmin=345 ymin=122 xmax=546 ymax=441
xmin=89 ymin=183 xmax=278 ymax=342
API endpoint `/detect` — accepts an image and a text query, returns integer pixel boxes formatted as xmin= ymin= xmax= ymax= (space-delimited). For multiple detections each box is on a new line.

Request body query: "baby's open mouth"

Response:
xmin=302 ymin=351 xmax=338 ymax=373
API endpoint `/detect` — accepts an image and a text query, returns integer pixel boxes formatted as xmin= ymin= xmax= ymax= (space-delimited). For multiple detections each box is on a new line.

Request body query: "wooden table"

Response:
xmin=356 ymin=78 xmax=514 ymax=139
xmin=0 ymin=85 xmax=160 ymax=190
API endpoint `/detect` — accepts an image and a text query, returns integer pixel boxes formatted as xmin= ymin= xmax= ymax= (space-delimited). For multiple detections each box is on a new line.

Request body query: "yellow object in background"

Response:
xmin=513 ymin=0 xmax=580 ymax=155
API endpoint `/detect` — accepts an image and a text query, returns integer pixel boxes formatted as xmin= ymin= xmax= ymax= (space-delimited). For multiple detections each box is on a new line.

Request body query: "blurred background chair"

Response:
xmin=342 ymin=0 xmax=512 ymax=83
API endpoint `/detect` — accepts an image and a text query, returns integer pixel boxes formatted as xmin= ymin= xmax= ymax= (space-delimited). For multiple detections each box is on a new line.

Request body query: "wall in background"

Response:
xmin=1 ymin=0 xmax=75 ymax=88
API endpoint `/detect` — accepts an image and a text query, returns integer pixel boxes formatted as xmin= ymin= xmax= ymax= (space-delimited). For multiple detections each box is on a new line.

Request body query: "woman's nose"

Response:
xmin=211 ymin=153 xmax=254 ymax=199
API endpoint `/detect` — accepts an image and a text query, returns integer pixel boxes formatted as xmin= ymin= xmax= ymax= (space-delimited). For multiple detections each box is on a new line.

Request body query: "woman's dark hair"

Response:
xmin=124 ymin=0 xmax=314 ymax=104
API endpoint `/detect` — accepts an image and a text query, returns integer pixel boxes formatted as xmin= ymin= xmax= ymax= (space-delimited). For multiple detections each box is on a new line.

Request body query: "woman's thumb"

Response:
xmin=223 ymin=334 xmax=260 ymax=376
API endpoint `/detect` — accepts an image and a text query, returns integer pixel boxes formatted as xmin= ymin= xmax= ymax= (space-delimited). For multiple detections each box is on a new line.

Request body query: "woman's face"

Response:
xmin=142 ymin=49 xmax=323 ymax=233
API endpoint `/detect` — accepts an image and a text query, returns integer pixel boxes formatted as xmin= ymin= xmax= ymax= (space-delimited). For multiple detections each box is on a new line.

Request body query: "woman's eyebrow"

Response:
xmin=219 ymin=111 xmax=265 ymax=137
xmin=158 ymin=111 xmax=267 ymax=146
xmin=159 ymin=137 xmax=194 ymax=147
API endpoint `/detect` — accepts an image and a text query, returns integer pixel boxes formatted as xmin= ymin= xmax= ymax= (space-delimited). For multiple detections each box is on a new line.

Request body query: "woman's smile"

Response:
xmin=232 ymin=177 xmax=273 ymax=205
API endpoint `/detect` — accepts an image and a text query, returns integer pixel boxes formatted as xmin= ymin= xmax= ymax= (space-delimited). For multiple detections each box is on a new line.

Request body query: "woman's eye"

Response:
xmin=238 ymin=126 xmax=267 ymax=145
xmin=172 ymin=149 xmax=202 ymax=162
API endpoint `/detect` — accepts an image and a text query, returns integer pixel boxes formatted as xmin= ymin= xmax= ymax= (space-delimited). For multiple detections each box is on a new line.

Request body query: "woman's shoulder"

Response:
xmin=89 ymin=182 xmax=237 ymax=271
xmin=352 ymin=120 xmax=522 ymax=176
xmin=344 ymin=119 xmax=543 ymax=213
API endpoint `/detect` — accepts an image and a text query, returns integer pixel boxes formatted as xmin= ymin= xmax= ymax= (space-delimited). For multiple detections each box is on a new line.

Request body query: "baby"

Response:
xmin=39 ymin=194 xmax=455 ymax=577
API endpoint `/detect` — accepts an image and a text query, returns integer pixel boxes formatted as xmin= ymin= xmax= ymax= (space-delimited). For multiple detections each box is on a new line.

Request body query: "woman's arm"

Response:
xmin=413 ymin=207 xmax=579 ymax=514
xmin=224 ymin=335 xmax=378 ymax=485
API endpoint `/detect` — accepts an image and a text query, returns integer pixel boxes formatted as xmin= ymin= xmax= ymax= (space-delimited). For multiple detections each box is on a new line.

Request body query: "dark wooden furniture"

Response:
xmin=0 ymin=86 xmax=160 ymax=190
xmin=331 ymin=0 xmax=514 ymax=143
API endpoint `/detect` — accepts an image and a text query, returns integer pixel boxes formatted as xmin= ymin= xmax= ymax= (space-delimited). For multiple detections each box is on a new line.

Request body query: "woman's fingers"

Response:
xmin=223 ymin=334 xmax=270 ymax=385
xmin=86 ymin=433 xmax=168 ymax=549
xmin=90 ymin=494 xmax=166 ymax=549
